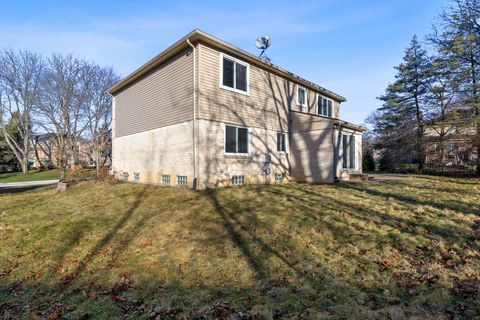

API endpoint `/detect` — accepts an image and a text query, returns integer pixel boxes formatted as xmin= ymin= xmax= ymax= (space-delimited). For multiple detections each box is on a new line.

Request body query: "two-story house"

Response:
xmin=425 ymin=108 xmax=477 ymax=169
xmin=107 ymin=29 xmax=365 ymax=189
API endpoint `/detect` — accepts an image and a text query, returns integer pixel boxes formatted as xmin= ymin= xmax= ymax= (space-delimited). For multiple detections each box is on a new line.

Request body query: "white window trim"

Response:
xmin=224 ymin=123 xmax=251 ymax=156
xmin=277 ymin=132 xmax=288 ymax=154
xmin=341 ymin=133 xmax=358 ymax=171
xmin=219 ymin=53 xmax=250 ymax=96
xmin=296 ymin=85 xmax=308 ymax=107
xmin=316 ymin=94 xmax=334 ymax=117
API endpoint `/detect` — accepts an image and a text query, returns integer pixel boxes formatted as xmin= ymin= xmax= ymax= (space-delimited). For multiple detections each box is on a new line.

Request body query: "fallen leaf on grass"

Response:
xmin=211 ymin=303 xmax=233 ymax=319
xmin=0 ymin=260 xmax=18 ymax=277
xmin=376 ymin=260 xmax=395 ymax=271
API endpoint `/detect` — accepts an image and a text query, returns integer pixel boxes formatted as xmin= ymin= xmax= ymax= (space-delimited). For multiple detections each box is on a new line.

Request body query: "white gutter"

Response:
xmin=186 ymin=38 xmax=197 ymax=189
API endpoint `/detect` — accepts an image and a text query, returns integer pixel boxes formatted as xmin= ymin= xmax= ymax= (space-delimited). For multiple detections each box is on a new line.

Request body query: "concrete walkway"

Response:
xmin=0 ymin=180 xmax=59 ymax=188
xmin=367 ymin=174 xmax=413 ymax=182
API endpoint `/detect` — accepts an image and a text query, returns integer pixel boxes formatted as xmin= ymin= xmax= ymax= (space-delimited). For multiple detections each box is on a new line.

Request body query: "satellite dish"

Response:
xmin=256 ymin=35 xmax=271 ymax=61
xmin=255 ymin=35 xmax=271 ymax=50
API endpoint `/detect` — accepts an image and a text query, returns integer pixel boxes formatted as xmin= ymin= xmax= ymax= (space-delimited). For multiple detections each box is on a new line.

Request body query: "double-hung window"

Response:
xmin=318 ymin=95 xmax=333 ymax=117
xmin=342 ymin=134 xmax=356 ymax=169
xmin=225 ymin=125 xmax=249 ymax=154
xmin=277 ymin=132 xmax=287 ymax=152
xmin=297 ymin=86 xmax=307 ymax=107
xmin=221 ymin=54 xmax=249 ymax=94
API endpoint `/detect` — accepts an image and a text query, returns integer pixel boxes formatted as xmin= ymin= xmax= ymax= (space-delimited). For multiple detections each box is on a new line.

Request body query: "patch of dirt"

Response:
xmin=453 ymin=278 xmax=480 ymax=298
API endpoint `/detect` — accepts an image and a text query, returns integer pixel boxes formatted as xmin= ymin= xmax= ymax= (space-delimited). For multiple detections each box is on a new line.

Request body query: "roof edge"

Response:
xmin=107 ymin=29 xmax=346 ymax=102
xmin=334 ymin=120 xmax=367 ymax=132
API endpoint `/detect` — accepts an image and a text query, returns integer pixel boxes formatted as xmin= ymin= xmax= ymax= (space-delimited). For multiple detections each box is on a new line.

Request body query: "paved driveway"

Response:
xmin=0 ymin=180 xmax=59 ymax=188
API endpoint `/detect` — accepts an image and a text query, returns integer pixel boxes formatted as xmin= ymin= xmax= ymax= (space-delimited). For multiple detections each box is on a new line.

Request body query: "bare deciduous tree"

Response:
xmin=425 ymin=56 xmax=461 ymax=165
xmin=0 ymin=50 xmax=43 ymax=173
xmin=86 ymin=65 xmax=119 ymax=177
xmin=432 ymin=0 xmax=480 ymax=173
xmin=36 ymin=54 xmax=90 ymax=182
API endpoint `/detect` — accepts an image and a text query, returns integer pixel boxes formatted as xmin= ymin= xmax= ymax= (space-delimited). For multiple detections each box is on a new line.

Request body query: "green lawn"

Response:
xmin=0 ymin=176 xmax=479 ymax=319
xmin=0 ymin=169 xmax=59 ymax=183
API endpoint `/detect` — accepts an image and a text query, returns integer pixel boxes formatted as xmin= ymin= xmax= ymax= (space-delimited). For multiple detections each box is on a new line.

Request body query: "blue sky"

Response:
xmin=0 ymin=0 xmax=448 ymax=124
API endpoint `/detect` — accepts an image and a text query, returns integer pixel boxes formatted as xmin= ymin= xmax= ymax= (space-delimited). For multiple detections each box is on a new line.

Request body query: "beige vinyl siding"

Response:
xmin=198 ymin=44 xmax=290 ymax=132
xmin=197 ymin=44 xmax=340 ymax=133
xmin=114 ymin=49 xmax=194 ymax=138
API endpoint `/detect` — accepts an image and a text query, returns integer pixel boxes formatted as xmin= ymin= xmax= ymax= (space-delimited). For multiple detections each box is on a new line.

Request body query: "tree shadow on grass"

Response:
xmin=413 ymin=175 xmax=480 ymax=186
xmin=0 ymin=185 xmax=53 ymax=195
xmin=60 ymin=186 xmax=148 ymax=288
xmin=2 ymin=182 xmax=479 ymax=319
xmin=203 ymin=187 xmax=361 ymax=294
xmin=270 ymin=182 xmax=477 ymax=246
xmin=336 ymin=181 xmax=480 ymax=217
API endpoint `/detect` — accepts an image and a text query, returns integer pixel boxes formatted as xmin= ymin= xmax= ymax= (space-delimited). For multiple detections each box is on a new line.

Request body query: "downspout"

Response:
xmin=106 ymin=92 xmax=115 ymax=176
xmin=332 ymin=122 xmax=336 ymax=182
xmin=186 ymin=39 xmax=197 ymax=189
xmin=333 ymin=120 xmax=343 ymax=182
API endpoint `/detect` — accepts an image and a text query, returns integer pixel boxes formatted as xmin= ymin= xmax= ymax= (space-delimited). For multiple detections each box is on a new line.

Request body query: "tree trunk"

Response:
xmin=58 ymin=136 xmax=68 ymax=182
xmin=1 ymin=127 xmax=27 ymax=174
xmin=96 ymin=149 xmax=100 ymax=178
xmin=59 ymin=155 xmax=67 ymax=182
xmin=22 ymin=157 xmax=28 ymax=173
xmin=32 ymin=140 xmax=45 ymax=171
xmin=471 ymin=57 xmax=480 ymax=176
xmin=414 ymin=94 xmax=425 ymax=173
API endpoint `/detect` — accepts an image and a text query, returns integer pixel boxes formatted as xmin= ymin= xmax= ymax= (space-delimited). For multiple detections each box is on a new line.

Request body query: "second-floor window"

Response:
xmin=221 ymin=54 xmax=249 ymax=94
xmin=297 ymin=86 xmax=307 ymax=107
xmin=318 ymin=95 xmax=333 ymax=117
xmin=225 ymin=125 xmax=249 ymax=154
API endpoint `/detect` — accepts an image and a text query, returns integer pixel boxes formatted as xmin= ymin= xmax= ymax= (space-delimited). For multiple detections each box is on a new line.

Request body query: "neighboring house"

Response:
xmin=29 ymin=134 xmax=111 ymax=169
xmin=30 ymin=133 xmax=56 ymax=168
xmin=107 ymin=29 xmax=365 ymax=189
xmin=425 ymin=110 xmax=477 ymax=169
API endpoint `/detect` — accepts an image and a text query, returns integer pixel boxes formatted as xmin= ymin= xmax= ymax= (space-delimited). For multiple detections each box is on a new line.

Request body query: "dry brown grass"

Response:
xmin=0 ymin=176 xmax=479 ymax=319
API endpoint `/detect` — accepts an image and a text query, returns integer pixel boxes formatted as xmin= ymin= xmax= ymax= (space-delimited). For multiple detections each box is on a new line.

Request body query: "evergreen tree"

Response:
xmin=362 ymin=149 xmax=375 ymax=172
xmin=375 ymin=36 xmax=431 ymax=172
xmin=0 ymin=114 xmax=21 ymax=168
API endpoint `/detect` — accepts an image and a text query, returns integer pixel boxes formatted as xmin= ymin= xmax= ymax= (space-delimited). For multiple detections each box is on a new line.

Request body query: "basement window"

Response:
xmin=232 ymin=175 xmax=245 ymax=185
xmin=275 ymin=173 xmax=284 ymax=181
xmin=162 ymin=175 xmax=170 ymax=185
xmin=277 ymin=132 xmax=287 ymax=152
xmin=221 ymin=54 xmax=249 ymax=94
xmin=133 ymin=172 xmax=140 ymax=181
xmin=177 ymin=176 xmax=187 ymax=186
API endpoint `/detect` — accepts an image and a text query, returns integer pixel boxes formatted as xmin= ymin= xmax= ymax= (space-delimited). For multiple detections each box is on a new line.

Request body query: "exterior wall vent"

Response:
xmin=122 ymin=172 xmax=129 ymax=181
xmin=232 ymin=175 xmax=245 ymax=185
xmin=133 ymin=172 xmax=140 ymax=181
xmin=177 ymin=176 xmax=187 ymax=186
xmin=162 ymin=175 xmax=170 ymax=185
xmin=275 ymin=173 xmax=284 ymax=181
